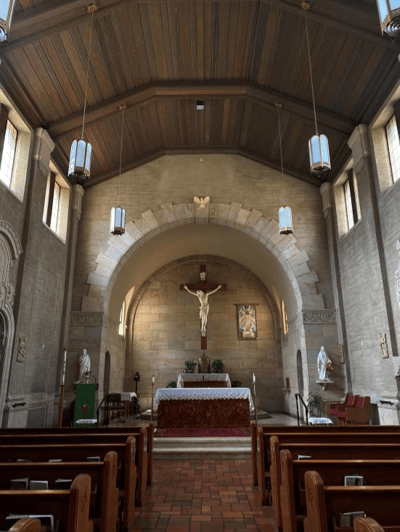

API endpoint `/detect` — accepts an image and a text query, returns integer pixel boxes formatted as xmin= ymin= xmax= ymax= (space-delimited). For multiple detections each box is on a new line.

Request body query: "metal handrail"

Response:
xmin=295 ymin=393 xmax=309 ymax=426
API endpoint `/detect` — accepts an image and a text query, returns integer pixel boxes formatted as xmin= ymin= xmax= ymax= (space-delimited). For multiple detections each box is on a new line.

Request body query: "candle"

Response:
xmin=151 ymin=375 xmax=155 ymax=385
xmin=60 ymin=349 xmax=67 ymax=385
xmin=253 ymin=373 xmax=256 ymax=384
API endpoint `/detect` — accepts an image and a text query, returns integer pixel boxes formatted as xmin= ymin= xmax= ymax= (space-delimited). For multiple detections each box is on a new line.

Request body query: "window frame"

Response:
xmin=42 ymin=165 xmax=70 ymax=243
xmin=344 ymin=170 xmax=360 ymax=231
xmin=385 ymin=114 xmax=400 ymax=184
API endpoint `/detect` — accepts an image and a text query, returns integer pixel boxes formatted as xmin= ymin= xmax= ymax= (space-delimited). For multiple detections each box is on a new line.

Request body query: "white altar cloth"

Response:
xmin=177 ymin=373 xmax=231 ymax=388
xmin=154 ymin=387 xmax=254 ymax=411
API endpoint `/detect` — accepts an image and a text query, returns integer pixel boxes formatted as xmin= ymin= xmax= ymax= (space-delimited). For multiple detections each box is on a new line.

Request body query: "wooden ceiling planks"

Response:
xmin=1 ymin=0 xmax=398 ymax=185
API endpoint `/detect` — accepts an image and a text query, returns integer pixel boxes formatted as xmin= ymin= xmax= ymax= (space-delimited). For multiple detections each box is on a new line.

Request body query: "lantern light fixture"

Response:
xmin=110 ymin=104 xmax=127 ymax=236
xmin=376 ymin=0 xmax=400 ymax=37
xmin=302 ymin=1 xmax=331 ymax=176
xmin=276 ymin=102 xmax=293 ymax=236
xmin=0 ymin=0 xmax=16 ymax=42
xmin=68 ymin=4 xmax=97 ymax=182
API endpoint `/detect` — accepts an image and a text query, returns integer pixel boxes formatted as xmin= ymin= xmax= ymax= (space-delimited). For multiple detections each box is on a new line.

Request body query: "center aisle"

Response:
xmin=131 ymin=458 xmax=277 ymax=532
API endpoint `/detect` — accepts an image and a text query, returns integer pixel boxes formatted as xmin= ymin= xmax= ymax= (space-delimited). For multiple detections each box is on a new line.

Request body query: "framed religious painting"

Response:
xmin=237 ymin=304 xmax=258 ymax=340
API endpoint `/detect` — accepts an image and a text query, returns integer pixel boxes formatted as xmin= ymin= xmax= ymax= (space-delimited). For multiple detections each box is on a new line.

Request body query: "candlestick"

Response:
xmin=60 ymin=348 xmax=67 ymax=385
xmin=253 ymin=373 xmax=256 ymax=384
xmin=151 ymin=374 xmax=155 ymax=384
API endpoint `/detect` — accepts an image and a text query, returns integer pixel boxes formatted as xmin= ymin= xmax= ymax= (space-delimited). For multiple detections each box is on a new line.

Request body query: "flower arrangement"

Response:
xmin=167 ymin=381 xmax=177 ymax=388
xmin=184 ymin=360 xmax=197 ymax=373
xmin=231 ymin=380 xmax=242 ymax=387
xmin=326 ymin=362 xmax=333 ymax=373
xmin=212 ymin=359 xmax=224 ymax=373
xmin=307 ymin=391 xmax=322 ymax=407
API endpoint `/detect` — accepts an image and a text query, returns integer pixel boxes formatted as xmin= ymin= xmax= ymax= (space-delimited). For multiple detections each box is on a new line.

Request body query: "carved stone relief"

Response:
xmin=379 ymin=332 xmax=389 ymax=359
xmin=16 ymin=337 xmax=26 ymax=363
xmin=70 ymin=312 xmax=107 ymax=327
xmin=302 ymin=310 xmax=336 ymax=324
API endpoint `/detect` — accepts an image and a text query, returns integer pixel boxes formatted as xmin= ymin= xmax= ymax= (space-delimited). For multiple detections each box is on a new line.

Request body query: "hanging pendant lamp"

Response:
xmin=0 ymin=0 xmax=16 ymax=42
xmin=110 ymin=105 xmax=126 ymax=236
xmin=376 ymin=0 xmax=400 ymax=37
xmin=302 ymin=1 xmax=331 ymax=176
xmin=68 ymin=4 xmax=96 ymax=182
xmin=276 ymin=102 xmax=293 ymax=236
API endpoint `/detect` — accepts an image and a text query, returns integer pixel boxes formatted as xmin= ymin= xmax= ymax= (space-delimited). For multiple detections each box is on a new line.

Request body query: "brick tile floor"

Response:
xmin=131 ymin=459 xmax=277 ymax=532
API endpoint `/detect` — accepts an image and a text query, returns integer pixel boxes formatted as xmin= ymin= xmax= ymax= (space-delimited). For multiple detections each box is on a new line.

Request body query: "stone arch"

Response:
xmin=85 ymin=201 xmax=323 ymax=315
xmin=0 ymin=220 xmax=22 ymax=424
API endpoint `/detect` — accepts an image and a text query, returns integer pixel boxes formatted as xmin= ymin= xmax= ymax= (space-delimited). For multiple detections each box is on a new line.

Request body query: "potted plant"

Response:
xmin=184 ymin=360 xmax=197 ymax=373
xmin=212 ymin=359 xmax=224 ymax=373
xmin=307 ymin=390 xmax=322 ymax=417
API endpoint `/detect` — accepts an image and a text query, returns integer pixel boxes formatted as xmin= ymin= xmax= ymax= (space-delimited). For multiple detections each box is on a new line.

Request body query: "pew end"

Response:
xmin=8 ymin=519 xmax=41 ymax=532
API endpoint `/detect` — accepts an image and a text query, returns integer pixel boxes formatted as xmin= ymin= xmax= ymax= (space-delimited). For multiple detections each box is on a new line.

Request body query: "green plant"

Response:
xmin=167 ymin=381 xmax=177 ymax=388
xmin=307 ymin=391 xmax=322 ymax=407
xmin=212 ymin=359 xmax=224 ymax=373
xmin=184 ymin=360 xmax=197 ymax=373
xmin=231 ymin=380 xmax=242 ymax=387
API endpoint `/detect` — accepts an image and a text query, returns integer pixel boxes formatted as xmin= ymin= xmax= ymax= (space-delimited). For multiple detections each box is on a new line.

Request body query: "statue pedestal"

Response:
xmin=316 ymin=379 xmax=334 ymax=391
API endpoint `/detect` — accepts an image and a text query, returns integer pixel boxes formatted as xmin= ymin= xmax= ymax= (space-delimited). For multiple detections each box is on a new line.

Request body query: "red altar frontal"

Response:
xmin=154 ymin=388 xmax=254 ymax=429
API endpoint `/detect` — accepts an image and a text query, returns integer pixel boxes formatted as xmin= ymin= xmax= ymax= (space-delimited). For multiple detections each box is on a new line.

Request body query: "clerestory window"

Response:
xmin=0 ymin=119 xmax=17 ymax=188
xmin=43 ymin=166 xmax=70 ymax=242
xmin=385 ymin=115 xmax=400 ymax=183
xmin=344 ymin=170 xmax=361 ymax=231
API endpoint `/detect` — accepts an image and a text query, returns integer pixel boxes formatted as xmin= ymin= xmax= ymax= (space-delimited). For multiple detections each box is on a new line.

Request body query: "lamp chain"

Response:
xmin=81 ymin=9 xmax=95 ymax=140
xmin=118 ymin=106 xmax=126 ymax=205
xmin=277 ymin=104 xmax=286 ymax=201
xmin=304 ymin=9 xmax=319 ymax=137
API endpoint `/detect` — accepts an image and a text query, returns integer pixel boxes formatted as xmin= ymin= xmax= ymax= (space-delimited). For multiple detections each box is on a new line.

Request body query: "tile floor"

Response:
xmin=131 ymin=459 xmax=276 ymax=532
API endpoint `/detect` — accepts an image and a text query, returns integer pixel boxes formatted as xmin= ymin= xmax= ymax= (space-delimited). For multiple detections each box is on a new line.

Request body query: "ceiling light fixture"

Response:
xmin=276 ymin=102 xmax=293 ymax=236
xmin=376 ymin=0 xmax=400 ymax=37
xmin=302 ymin=1 xmax=331 ymax=176
xmin=0 ymin=0 xmax=16 ymax=42
xmin=110 ymin=104 xmax=126 ymax=236
xmin=68 ymin=4 xmax=97 ymax=182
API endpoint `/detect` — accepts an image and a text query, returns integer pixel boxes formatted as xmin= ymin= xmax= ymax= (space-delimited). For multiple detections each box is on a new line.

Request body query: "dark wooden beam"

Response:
xmin=4 ymin=0 xmax=395 ymax=54
xmin=84 ymin=145 xmax=319 ymax=188
xmin=47 ymin=82 xmax=355 ymax=139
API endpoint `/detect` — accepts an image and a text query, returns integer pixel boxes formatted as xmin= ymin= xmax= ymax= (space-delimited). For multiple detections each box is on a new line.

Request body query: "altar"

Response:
xmin=177 ymin=373 xmax=231 ymax=388
xmin=154 ymin=387 xmax=254 ymax=428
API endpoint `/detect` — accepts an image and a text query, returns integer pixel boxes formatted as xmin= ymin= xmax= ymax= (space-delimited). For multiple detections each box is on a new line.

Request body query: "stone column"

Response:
xmin=320 ymin=182 xmax=351 ymax=392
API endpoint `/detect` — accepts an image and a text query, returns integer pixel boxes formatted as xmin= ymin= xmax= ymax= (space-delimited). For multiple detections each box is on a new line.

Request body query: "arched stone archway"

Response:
xmin=83 ymin=200 xmax=323 ymax=316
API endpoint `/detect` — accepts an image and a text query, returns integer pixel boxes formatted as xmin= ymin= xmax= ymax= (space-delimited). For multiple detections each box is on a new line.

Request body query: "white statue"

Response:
xmin=79 ymin=349 xmax=91 ymax=382
xmin=183 ymin=285 xmax=223 ymax=332
xmin=317 ymin=346 xmax=331 ymax=381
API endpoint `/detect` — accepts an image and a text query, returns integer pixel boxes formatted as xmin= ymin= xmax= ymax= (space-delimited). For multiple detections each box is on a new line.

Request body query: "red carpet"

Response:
xmin=155 ymin=427 xmax=250 ymax=437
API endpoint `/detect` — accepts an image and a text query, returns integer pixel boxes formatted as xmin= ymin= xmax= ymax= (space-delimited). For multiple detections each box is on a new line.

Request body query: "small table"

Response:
xmin=177 ymin=373 xmax=231 ymax=388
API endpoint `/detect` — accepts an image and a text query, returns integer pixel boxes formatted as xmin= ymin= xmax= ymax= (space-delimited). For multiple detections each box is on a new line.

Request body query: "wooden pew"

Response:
xmin=304 ymin=470 xmax=400 ymax=532
xmin=7 ymin=519 xmax=41 ymax=532
xmin=269 ymin=436 xmax=400 ymax=530
xmin=0 ymin=474 xmax=93 ymax=532
xmin=354 ymin=517 xmax=400 ymax=532
xmin=0 ymin=439 xmax=138 ymax=530
xmin=0 ymin=453 xmax=118 ymax=532
xmin=252 ymin=424 xmax=400 ymax=489
xmin=0 ymin=425 xmax=154 ymax=487
xmin=258 ymin=428 xmax=400 ymax=506
xmin=280 ymin=451 xmax=400 ymax=532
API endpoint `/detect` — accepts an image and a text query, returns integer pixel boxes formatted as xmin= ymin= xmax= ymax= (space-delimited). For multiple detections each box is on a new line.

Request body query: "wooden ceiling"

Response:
xmin=1 ymin=0 xmax=399 ymax=187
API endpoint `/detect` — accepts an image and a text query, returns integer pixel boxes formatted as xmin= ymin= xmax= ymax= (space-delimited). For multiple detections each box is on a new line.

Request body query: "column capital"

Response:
xmin=320 ymin=182 xmax=332 ymax=219
xmin=33 ymin=128 xmax=55 ymax=177
xmin=72 ymin=184 xmax=85 ymax=220
xmin=348 ymin=124 xmax=370 ymax=174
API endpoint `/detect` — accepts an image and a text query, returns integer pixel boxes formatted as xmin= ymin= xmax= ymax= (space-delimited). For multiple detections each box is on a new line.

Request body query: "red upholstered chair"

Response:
xmin=345 ymin=395 xmax=371 ymax=425
xmin=329 ymin=394 xmax=358 ymax=425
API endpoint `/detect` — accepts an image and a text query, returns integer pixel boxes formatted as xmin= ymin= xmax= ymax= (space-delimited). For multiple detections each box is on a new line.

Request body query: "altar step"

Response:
xmin=153 ymin=436 xmax=251 ymax=460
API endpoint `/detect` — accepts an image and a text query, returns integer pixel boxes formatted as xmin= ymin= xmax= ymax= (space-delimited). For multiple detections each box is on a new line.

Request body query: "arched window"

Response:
xmin=118 ymin=301 xmax=125 ymax=337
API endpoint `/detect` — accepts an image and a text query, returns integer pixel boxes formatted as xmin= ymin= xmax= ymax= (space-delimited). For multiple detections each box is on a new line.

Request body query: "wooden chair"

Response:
xmin=345 ymin=396 xmax=371 ymax=425
xmin=105 ymin=394 xmax=126 ymax=422
xmin=354 ymin=518 xmax=386 ymax=532
xmin=329 ymin=394 xmax=358 ymax=425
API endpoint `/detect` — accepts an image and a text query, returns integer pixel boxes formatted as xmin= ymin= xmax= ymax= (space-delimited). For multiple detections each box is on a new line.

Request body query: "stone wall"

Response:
xmin=129 ymin=258 xmax=283 ymax=413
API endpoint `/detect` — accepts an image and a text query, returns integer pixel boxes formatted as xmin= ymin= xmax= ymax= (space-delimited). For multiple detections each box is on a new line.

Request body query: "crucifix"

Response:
xmin=180 ymin=265 xmax=226 ymax=349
